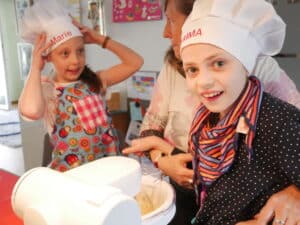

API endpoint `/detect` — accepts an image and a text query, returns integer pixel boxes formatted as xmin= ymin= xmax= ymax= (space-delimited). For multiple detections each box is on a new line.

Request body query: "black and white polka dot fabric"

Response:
xmin=195 ymin=93 xmax=300 ymax=225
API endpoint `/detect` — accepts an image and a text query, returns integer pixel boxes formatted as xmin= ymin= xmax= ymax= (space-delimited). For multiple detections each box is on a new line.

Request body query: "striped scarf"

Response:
xmin=189 ymin=76 xmax=263 ymax=188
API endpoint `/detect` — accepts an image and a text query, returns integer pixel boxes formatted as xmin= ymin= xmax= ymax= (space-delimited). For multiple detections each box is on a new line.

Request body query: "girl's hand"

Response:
xmin=31 ymin=33 xmax=52 ymax=72
xmin=72 ymin=19 xmax=103 ymax=44
xmin=158 ymin=153 xmax=194 ymax=189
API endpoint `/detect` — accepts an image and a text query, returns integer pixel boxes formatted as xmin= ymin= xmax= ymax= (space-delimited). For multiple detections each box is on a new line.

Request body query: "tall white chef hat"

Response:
xmin=21 ymin=0 xmax=82 ymax=52
xmin=180 ymin=0 xmax=286 ymax=74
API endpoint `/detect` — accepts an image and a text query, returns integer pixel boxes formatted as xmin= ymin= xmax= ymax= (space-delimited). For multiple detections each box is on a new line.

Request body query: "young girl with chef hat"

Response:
xmin=180 ymin=0 xmax=300 ymax=224
xmin=18 ymin=0 xmax=143 ymax=172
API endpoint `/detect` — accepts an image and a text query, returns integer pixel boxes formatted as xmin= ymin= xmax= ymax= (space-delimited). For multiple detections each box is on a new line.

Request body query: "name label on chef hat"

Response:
xmin=50 ymin=31 xmax=73 ymax=46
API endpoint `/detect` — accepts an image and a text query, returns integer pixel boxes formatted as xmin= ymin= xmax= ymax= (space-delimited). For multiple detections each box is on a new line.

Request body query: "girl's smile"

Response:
xmin=201 ymin=90 xmax=224 ymax=102
xmin=66 ymin=67 xmax=82 ymax=76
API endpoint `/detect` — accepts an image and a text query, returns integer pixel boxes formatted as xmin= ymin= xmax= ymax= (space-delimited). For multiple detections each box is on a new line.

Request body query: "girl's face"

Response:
xmin=163 ymin=0 xmax=188 ymax=59
xmin=182 ymin=44 xmax=248 ymax=118
xmin=48 ymin=37 xmax=85 ymax=83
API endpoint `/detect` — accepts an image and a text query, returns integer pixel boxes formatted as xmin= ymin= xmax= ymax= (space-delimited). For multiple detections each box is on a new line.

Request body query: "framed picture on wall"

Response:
xmin=87 ymin=0 xmax=106 ymax=35
xmin=14 ymin=0 xmax=34 ymax=33
xmin=17 ymin=43 xmax=33 ymax=80
xmin=88 ymin=0 xmax=100 ymax=31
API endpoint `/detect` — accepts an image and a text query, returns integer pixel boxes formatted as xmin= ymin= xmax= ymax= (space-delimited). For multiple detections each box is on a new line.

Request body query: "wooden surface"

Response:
xmin=0 ymin=169 xmax=23 ymax=225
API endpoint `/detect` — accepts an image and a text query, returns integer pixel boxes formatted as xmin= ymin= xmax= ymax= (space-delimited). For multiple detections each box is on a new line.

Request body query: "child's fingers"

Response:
xmin=72 ymin=19 xmax=89 ymax=33
xmin=33 ymin=33 xmax=46 ymax=48
xmin=79 ymin=27 xmax=89 ymax=34
xmin=71 ymin=17 xmax=82 ymax=28
xmin=41 ymin=40 xmax=54 ymax=54
xmin=33 ymin=34 xmax=52 ymax=57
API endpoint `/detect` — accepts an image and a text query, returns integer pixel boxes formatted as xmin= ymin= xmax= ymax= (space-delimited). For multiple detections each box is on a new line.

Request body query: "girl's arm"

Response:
xmin=96 ymin=37 xmax=144 ymax=86
xmin=73 ymin=21 xmax=144 ymax=86
xmin=18 ymin=33 xmax=51 ymax=120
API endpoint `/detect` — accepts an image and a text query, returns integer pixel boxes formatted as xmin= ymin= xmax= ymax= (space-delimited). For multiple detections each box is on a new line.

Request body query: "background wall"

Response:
xmin=274 ymin=1 xmax=300 ymax=89
xmin=0 ymin=0 xmax=23 ymax=105
xmin=80 ymin=1 xmax=169 ymax=110
xmin=82 ymin=1 xmax=169 ymax=72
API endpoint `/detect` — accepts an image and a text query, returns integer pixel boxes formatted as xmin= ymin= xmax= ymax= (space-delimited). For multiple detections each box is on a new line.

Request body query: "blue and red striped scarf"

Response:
xmin=189 ymin=76 xmax=263 ymax=215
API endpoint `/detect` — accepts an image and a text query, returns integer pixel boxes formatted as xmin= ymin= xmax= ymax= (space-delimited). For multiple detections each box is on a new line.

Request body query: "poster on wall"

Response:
xmin=113 ymin=0 xmax=162 ymax=23
xmin=126 ymin=71 xmax=157 ymax=100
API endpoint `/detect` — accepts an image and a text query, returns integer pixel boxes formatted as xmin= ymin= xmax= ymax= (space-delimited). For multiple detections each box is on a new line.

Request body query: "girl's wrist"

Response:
xmin=153 ymin=152 xmax=166 ymax=168
xmin=101 ymin=36 xmax=110 ymax=48
xmin=29 ymin=67 xmax=42 ymax=76
xmin=97 ymin=35 xmax=111 ymax=48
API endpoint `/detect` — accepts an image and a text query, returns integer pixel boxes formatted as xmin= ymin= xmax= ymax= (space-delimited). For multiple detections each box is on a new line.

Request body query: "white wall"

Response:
xmin=80 ymin=1 xmax=169 ymax=109
xmin=0 ymin=0 xmax=23 ymax=107
xmin=81 ymin=1 xmax=169 ymax=72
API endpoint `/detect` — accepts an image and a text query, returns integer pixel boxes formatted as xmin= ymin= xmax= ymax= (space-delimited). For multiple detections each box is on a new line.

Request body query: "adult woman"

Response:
xmin=124 ymin=0 xmax=300 ymax=224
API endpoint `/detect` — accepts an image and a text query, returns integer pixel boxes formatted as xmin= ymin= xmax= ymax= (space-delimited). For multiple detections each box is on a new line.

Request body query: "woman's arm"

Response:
xmin=237 ymin=102 xmax=300 ymax=225
xmin=139 ymin=63 xmax=174 ymax=137
xmin=236 ymin=185 xmax=300 ymax=225
xmin=18 ymin=33 xmax=52 ymax=120
xmin=122 ymin=136 xmax=194 ymax=187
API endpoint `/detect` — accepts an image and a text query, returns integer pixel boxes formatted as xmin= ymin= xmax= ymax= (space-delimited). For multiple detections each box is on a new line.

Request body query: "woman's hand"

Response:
xmin=122 ymin=136 xmax=194 ymax=188
xmin=122 ymin=136 xmax=174 ymax=156
xmin=236 ymin=185 xmax=300 ymax=225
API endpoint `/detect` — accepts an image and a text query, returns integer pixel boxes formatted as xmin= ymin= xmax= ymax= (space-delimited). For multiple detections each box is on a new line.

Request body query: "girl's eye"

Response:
xmin=61 ymin=51 xmax=69 ymax=57
xmin=78 ymin=48 xmax=85 ymax=54
xmin=184 ymin=66 xmax=198 ymax=77
xmin=212 ymin=60 xmax=225 ymax=69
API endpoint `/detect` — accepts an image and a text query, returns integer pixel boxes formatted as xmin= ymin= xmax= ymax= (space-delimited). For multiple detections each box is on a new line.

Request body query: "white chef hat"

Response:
xmin=180 ymin=0 xmax=286 ymax=74
xmin=21 ymin=0 xmax=82 ymax=52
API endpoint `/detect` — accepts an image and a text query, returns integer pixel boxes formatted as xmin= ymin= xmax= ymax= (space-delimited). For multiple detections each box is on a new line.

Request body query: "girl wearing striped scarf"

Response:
xmin=180 ymin=0 xmax=300 ymax=224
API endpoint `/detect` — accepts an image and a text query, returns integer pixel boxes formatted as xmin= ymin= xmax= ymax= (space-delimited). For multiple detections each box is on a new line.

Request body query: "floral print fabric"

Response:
xmin=42 ymin=79 xmax=119 ymax=171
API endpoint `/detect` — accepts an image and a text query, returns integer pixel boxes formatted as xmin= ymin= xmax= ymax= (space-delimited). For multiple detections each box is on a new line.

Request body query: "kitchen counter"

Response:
xmin=0 ymin=169 xmax=23 ymax=225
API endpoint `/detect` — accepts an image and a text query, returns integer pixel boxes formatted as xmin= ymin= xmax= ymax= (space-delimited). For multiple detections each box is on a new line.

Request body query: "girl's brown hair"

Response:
xmin=164 ymin=0 xmax=194 ymax=76
xmin=164 ymin=0 xmax=194 ymax=16
xmin=80 ymin=65 xmax=103 ymax=94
